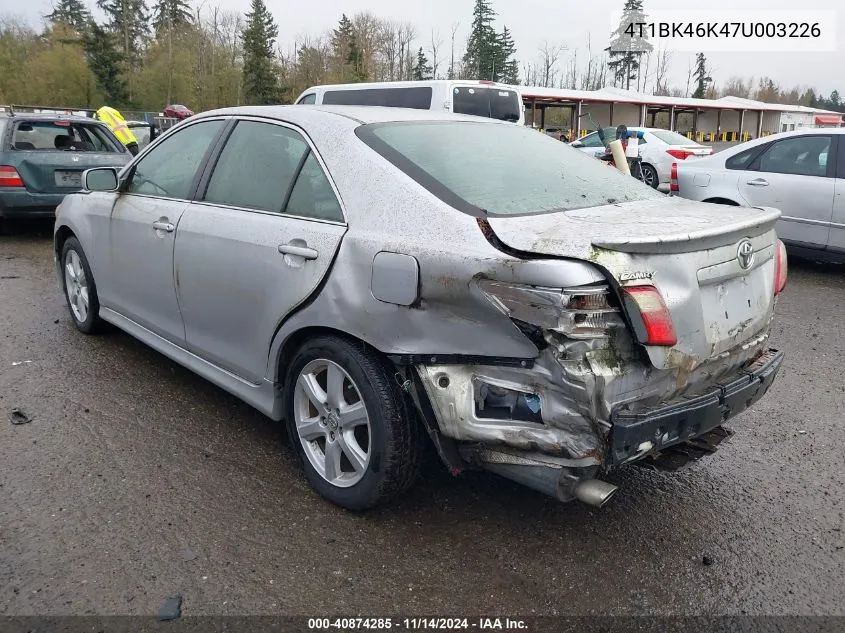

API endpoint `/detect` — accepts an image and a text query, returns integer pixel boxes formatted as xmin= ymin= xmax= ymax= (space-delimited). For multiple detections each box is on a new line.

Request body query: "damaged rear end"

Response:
xmin=356 ymin=120 xmax=787 ymax=507
xmin=414 ymin=198 xmax=787 ymax=506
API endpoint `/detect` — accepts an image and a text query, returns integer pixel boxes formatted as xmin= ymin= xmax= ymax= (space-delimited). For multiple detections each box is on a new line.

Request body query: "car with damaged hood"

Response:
xmin=53 ymin=105 xmax=787 ymax=511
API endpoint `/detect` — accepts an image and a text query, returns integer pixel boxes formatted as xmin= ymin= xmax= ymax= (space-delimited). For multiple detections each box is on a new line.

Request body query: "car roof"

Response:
xmin=194 ymin=104 xmax=508 ymax=126
xmin=0 ymin=112 xmax=99 ymax=123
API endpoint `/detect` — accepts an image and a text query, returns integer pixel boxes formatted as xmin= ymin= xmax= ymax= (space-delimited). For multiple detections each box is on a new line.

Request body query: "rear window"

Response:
xmin=650 ymin=129 xmax=700 ymax=146
xmin=322 ymin=87 xmax=433 ymax=109
xmin=452 ymin=87 xmax=521 ymax=123
xmin=12 ymin=120 xmax=122 ymax=152
xmin=129 ymin=124 xmax=152 ymax=147
xmin=357 ymin=121 xmax=662 ymax=216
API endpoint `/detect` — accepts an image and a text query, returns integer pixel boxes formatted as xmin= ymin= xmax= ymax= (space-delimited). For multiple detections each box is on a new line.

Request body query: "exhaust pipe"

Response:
xmin=572 ymin=479 xmax=619 ymax=508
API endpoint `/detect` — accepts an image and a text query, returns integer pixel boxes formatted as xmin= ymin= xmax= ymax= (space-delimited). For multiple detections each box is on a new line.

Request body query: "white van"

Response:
xmin=294 ymin=80 xmax=525 ymax=125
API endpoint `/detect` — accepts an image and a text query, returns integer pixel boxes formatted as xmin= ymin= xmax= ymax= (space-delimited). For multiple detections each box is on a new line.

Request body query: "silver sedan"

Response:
xmin=674 ymin=127 xmax=845 ymax=263
xmin=55 ymin=106 xmax=786 ymax=510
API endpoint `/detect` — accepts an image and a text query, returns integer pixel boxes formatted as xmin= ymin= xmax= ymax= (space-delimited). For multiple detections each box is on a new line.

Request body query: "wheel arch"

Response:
xmin=702 ymin=197 xmax=740 ymax=206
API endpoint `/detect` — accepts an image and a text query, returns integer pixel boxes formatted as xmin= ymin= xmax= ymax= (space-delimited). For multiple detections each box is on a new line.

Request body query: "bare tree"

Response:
xmin=448 ymin=21 xmax=459 ymax=79
xmin=379 ymin=20 xmax=399 ymax=80
xmin=352 ymin=12 xmax=381 ymax=81
xmin=562 ymin=50 xmax=578 ymax=89
xmin=429 ymin=28 xmax=442 ymax=79
xmin=538 ymin=41 xmax=565 ymax=88
xmin=721 ymin=76 xmax=752 ymax=98
xmin=397 ymin=22 xmax=416 ymax=80
xmin=653 ymin=47 xmax=671 ymax=95
xmin=684 ymin=55 xmax=694 ymax=97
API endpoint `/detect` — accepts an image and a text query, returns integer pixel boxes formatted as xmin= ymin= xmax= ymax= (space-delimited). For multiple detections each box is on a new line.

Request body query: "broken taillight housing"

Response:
xmin=477 ymin=280 xmax=624 ymax=339
xmin=622 ymin=286 xmax=677 ymax=346
xmin=774 ymin=239 xmax=788 ymax=296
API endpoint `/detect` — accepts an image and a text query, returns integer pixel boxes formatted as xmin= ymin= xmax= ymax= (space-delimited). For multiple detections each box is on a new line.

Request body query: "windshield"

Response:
xmin=358 ymin=121 xmax=662 ymax=216
xmin=12 ymin=120 xmax=122 ymax=152
xmin=650 ymin=129 xmax=700 ymax=146
xmin=452 ymin=87 xmax=521 ymax=123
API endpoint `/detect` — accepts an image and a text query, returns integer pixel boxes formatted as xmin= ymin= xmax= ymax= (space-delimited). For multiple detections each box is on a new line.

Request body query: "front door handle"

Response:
xmin=278 ymin=243 xmax=318 ymax=260
xmin=152 ymin=220 xmax=175 ymax=232
xmin=746 ymin=178 xmax=769 ymax=187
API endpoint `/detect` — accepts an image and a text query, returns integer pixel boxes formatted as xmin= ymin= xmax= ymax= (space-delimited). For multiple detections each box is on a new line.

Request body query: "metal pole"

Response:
xmin=576 ymin=101 xmax=582 ymax=138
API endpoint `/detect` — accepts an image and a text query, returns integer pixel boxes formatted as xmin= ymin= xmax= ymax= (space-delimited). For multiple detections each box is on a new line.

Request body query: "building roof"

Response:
xmin=517 ymin=85 xmax=843 ymax=118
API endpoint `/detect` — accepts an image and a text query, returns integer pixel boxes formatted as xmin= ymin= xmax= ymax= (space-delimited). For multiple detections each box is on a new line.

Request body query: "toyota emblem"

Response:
xmin=737 ymin=239 xmax=754 ymax=270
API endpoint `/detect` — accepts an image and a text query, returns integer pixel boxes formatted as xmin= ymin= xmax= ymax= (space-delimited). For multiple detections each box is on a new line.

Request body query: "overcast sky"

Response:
xmin=2 ymin=0 xmax=843 ymax=97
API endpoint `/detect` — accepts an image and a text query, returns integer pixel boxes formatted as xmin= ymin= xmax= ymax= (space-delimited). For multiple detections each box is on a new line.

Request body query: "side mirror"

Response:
xmin=571 ymin=140 xmax=583 ymax=148
xmin=84 ymin=167 xmax=119 ymax=192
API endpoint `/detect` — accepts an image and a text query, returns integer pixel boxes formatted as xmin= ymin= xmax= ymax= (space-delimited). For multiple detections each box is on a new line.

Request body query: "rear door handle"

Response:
xmin=152 ymin=220 xmax=175 ymax=232
xmin=278 ymin=243 xmax=318 ymax=260
xmin=746 ymin=178 xmax=769 ymax=187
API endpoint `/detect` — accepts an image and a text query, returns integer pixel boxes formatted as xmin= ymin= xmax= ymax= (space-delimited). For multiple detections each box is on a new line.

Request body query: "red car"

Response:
xmin=162 ymin=104 xmax=194 ymax=120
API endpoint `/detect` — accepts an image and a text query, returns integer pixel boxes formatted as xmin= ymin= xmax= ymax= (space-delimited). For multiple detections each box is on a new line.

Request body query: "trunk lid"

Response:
xmin=485 ymin=196 xmax=780 ymax=371
xmin=11 ymin=151 xmax=130 ymax=194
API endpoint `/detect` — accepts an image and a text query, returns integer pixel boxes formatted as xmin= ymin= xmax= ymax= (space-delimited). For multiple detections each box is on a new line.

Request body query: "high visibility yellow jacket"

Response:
xmin=95 ymin=106 xmax=137 ymax=146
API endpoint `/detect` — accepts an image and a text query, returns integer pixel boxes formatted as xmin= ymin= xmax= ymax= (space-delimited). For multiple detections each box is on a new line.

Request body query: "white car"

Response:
xmin=571 ymin=127 xmax=712 ymax=190
xmin=674 ymin=128 xmax=845 ymax=263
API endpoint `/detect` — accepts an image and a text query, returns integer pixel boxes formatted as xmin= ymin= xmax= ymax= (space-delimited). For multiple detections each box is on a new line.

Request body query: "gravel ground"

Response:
xmin=1 ymin=220 xmax=843 ymax=618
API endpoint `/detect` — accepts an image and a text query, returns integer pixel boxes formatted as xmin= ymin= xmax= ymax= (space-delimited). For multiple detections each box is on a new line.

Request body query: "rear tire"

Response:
xmin=641 ymin=163 xmax=659 ymax=189
xmin=61 ymin=237 xmax=104 ymax=334
xmin=284 ymin=335 xmax=423 ymax=510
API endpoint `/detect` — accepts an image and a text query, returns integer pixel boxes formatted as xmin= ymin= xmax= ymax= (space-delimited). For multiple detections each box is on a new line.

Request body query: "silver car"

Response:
xmin=54 ymin=106 xmax=787 ymax=510
xmin=675 ymin=128 xmax=845 ymax=263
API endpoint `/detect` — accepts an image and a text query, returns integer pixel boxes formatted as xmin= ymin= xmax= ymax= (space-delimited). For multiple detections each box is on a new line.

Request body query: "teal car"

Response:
xmin=0 ymin=113 xmax=131 ymax=226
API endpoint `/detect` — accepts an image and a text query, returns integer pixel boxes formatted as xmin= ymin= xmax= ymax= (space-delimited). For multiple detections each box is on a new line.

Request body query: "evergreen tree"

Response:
xmin=606 ymin=0 xmax=652 ymax=89
xmin=799 ymin=88 xmax=817 ymax=108
xmin=242 ymin=0 xmax=279 ymax=104
xmin=691 ymin=52 xmax=712 ymax=98
xmin=81 ymin=21 xmax=128 ymax=104
xmin=45 ymin=0 xmax=92 ymax=34
xmin=829 ymin=90 xmax=842 ymax=110
xmin=412 ymin=47 xmax=432 ymax=80
xmin=152 ymin=0 xmax=193 ymax=34
xmin=97 ymin=0 xmax=149 ymax=100
xmin=331 ymin=14 xmax=364 ymax=82
xmin=462 ymin=0 xmax=497 ymax=80
xmin=495 ymin=26 xmax=518 ymax=84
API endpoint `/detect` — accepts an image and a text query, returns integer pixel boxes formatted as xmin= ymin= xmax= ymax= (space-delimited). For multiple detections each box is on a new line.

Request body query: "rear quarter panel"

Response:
xmin=677 ymin=155 xmax=743 ymax=204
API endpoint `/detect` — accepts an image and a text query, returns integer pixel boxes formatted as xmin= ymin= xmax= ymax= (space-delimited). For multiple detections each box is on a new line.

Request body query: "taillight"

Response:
xmin=670 ymin=162 xmax=679 ymax=192
xmin=774 ymin=239 xmax=788 ymax=296
xmin=477 ymin=280 xmax=624 ymax=339
xmin=0 ymin=165 xmax=24 ymax=187
xmin=622 ymin=286 xmax=678 ymax=346
xmin=666 ymin=148 xmax=691 ymax=160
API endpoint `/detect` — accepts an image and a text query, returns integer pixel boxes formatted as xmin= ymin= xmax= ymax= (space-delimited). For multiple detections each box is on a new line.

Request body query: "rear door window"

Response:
xmin=284 ymin=153 xmax=344 ymax=222
xmin=838 ymin=135 xmax=845 ymax=179
xmin=203 ymin=120 xmax=308 ymax=212
xmin=754 ymin=135 xmax=832 ymax=177
xmin=322 ymin=87 xmax=432 ymax=109
xmin=12 ymin=120 xmax=122 ymax=152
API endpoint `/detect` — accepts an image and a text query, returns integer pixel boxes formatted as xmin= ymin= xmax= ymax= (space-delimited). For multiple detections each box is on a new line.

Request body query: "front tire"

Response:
xmin=284 ymin=336 xmax=423 ymax=510
xmin=61 ymin=237 xmax=104 ymax=334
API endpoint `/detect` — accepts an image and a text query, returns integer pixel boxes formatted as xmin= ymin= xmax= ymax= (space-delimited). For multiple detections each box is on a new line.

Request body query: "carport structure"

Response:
xmin=519 ymin=86 xmax=842 ymax=142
